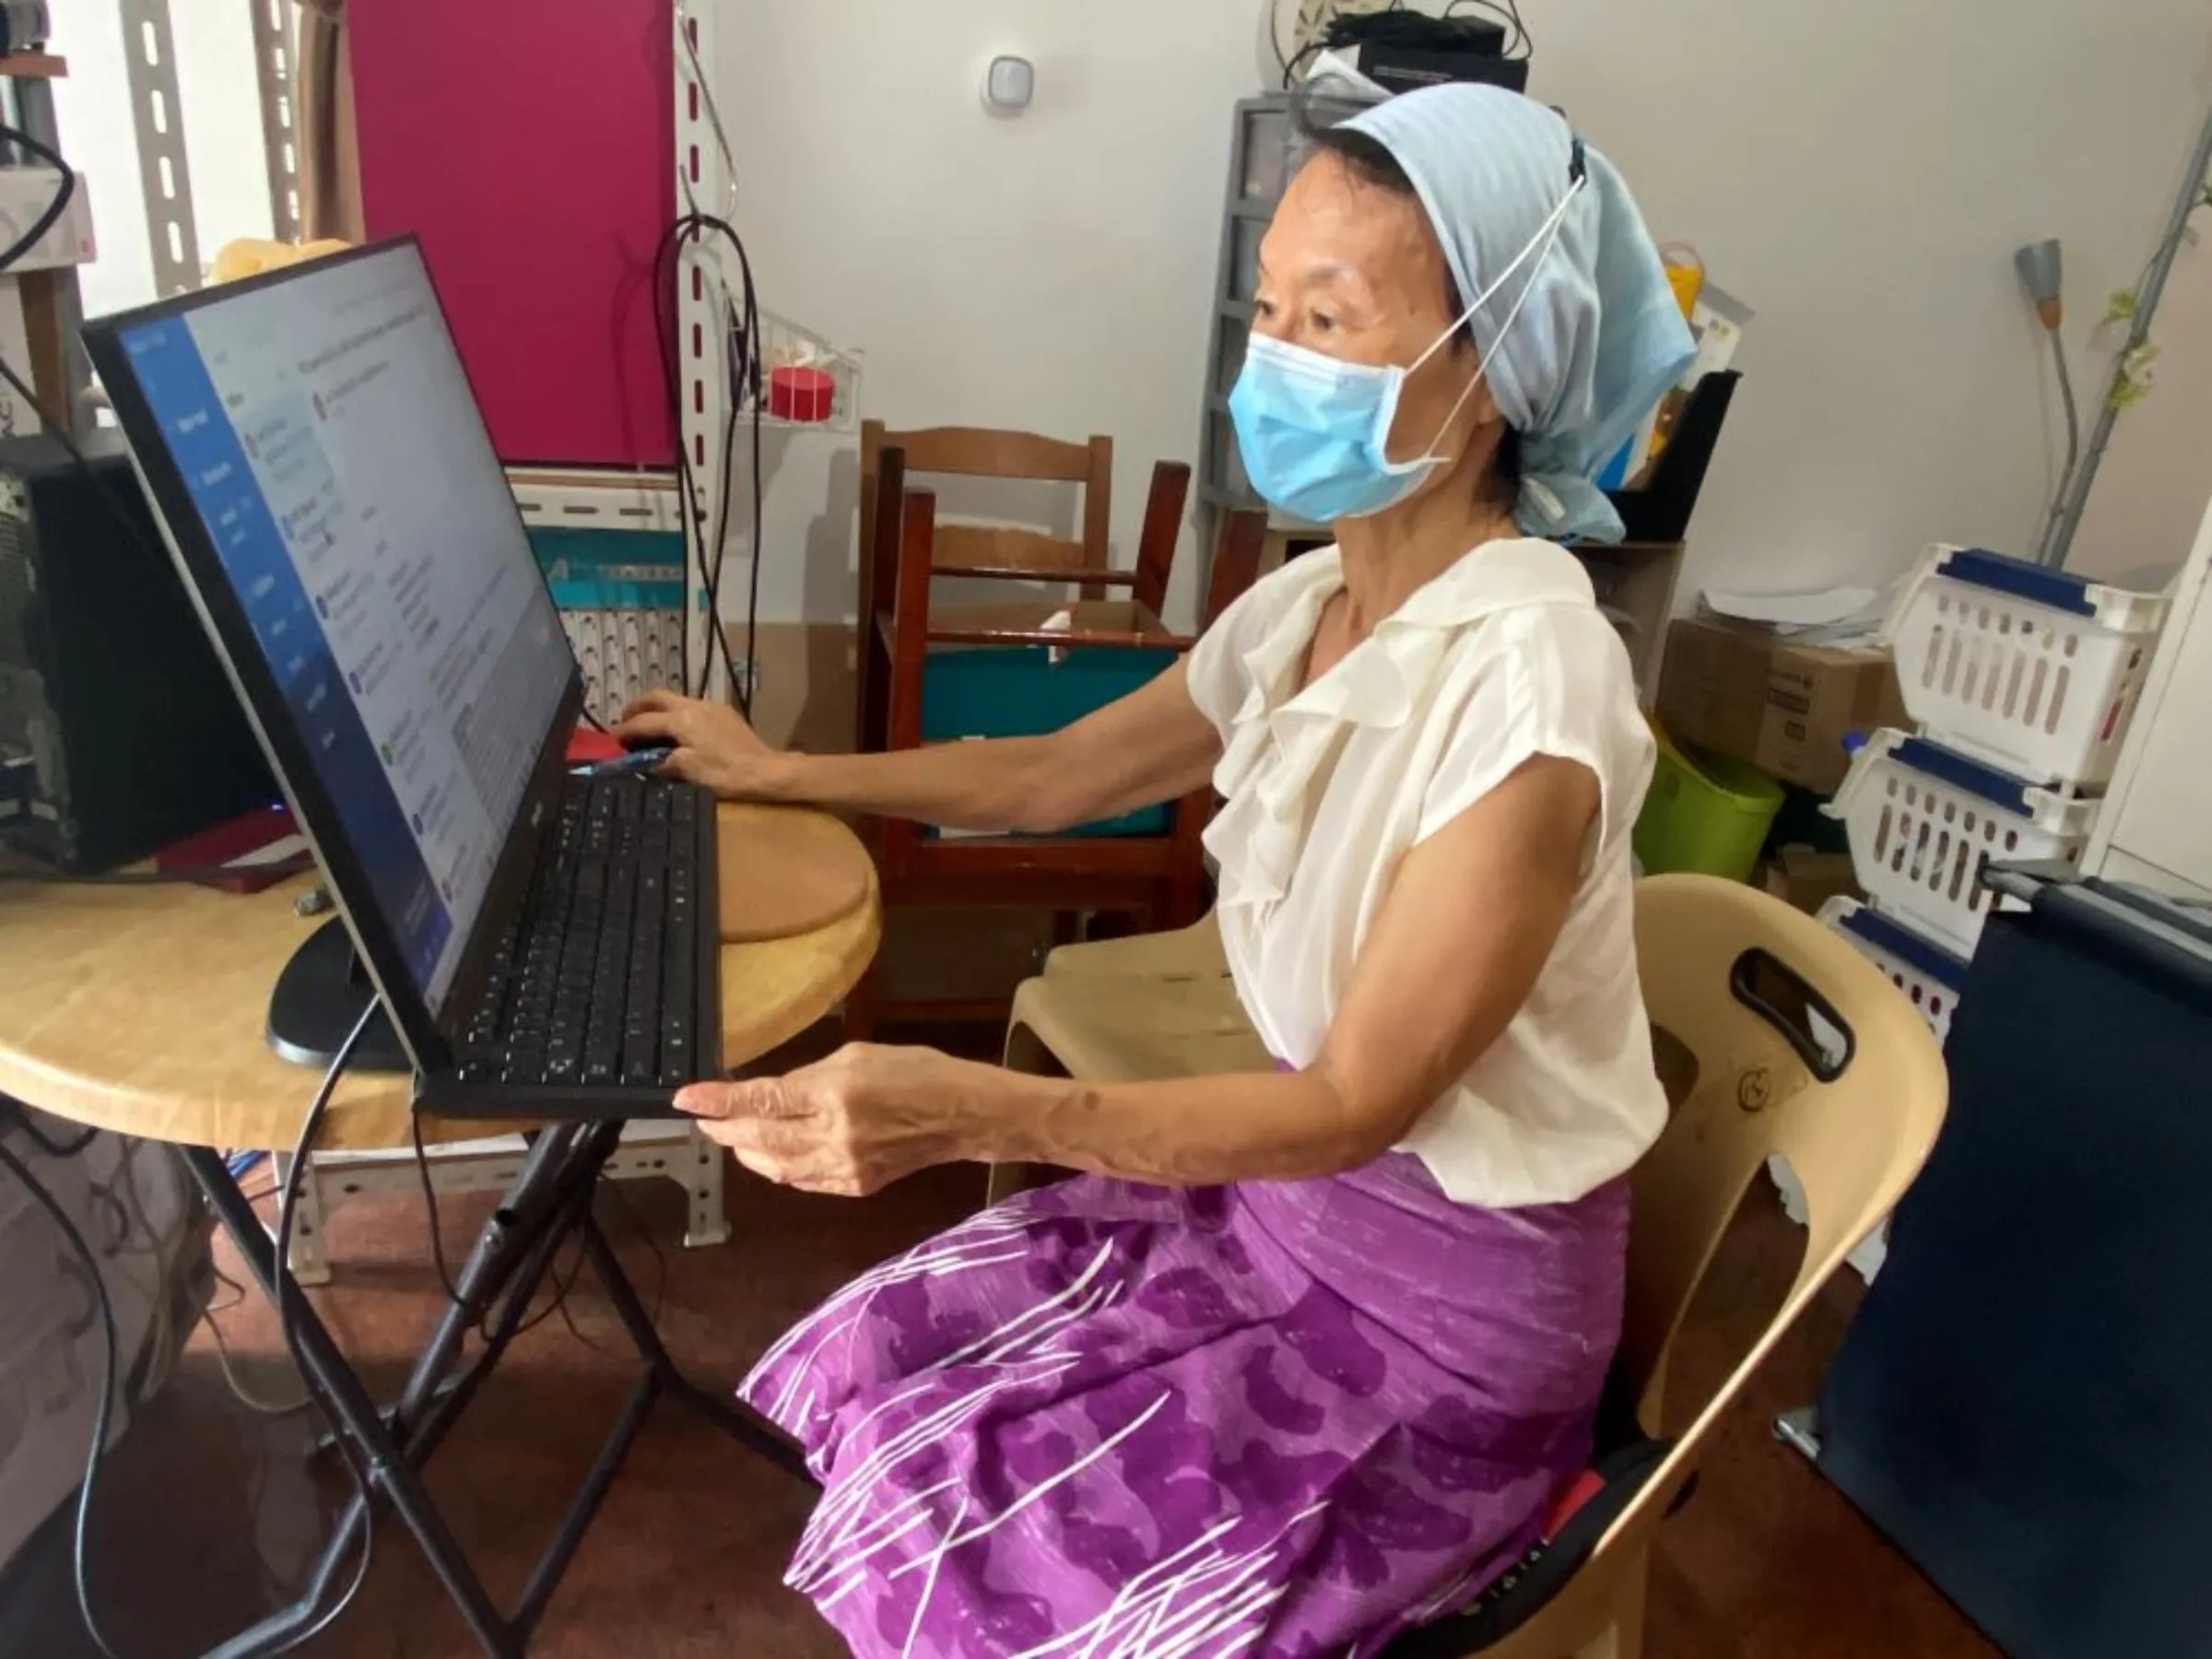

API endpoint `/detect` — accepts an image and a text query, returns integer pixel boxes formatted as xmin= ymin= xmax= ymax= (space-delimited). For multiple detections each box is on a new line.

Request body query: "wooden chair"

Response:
xmin=847 ymin=428 xmax=1266 ymax=1036
xmin=1003 ymin=877 xmax=1950 ymax=1658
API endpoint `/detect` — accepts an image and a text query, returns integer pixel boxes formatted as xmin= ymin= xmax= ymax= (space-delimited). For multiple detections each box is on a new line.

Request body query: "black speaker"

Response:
xmin=0 ymin=430 xmax=276 ymax=873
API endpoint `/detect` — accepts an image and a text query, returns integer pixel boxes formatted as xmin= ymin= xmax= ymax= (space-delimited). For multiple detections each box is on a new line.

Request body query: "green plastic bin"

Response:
xmin=1633 ymin=737 xmax=1784 ymax=881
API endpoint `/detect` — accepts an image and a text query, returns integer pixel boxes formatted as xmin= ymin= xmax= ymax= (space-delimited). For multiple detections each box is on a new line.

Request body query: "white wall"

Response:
xmin=713 ymin=0 xmax=1265 ymax=629
xmin=53 ymin=0 xmax=275 ymax=321
xmin=715 ymin=2 xmax=2212 ymax=624
xmin=2069 ymin=232 xmax=2212 ymax=587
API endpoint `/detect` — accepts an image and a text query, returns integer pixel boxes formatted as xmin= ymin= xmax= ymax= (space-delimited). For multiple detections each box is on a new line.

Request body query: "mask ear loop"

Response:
xmin=1401 ymin=171 xmax=1589 ymax=463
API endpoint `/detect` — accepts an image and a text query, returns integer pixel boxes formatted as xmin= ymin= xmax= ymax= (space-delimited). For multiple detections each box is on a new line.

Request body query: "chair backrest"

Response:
xmin=1618 ymin=875 xmax=1947 ymax=1428
xmin=1480 ymin=874 xmax=1947 ymax=1657
xmin=860 ymin=420 xmax=1113 ymax=582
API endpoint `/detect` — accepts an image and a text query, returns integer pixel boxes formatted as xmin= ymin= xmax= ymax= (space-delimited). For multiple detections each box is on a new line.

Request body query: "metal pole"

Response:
xmin=2042 ymin=94 xmax=2212 ymax=569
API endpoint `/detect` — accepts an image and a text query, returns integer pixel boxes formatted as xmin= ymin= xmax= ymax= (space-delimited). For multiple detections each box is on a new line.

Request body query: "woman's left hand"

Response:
xmin=675 ymin=1044 xmax=981 ymax=1196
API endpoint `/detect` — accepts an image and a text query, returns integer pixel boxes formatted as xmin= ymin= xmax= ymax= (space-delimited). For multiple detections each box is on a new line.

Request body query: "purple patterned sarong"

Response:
xmin=743 ymin=1155 xmax=1630 ymax=1658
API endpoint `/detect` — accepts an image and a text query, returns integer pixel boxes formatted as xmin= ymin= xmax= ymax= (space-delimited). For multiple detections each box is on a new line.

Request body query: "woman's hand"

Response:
xmin=617 ymin=689 xmax=785 ymax=800
xmin=675 ymin=1044 xmax=990 ymax=1196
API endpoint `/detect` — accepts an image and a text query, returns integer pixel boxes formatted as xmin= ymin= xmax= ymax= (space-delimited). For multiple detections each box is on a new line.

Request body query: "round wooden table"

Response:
xmin=0 ymin=803 xmax=879 ymax=1152
xmin=0 ymin=802 xmax=873 ymax=1659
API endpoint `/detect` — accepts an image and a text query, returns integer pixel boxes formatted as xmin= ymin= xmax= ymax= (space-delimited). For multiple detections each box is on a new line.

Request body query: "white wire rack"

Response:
xmin=673 ymin=1 xmax=861 ymax=706
xmin=739 ymin=307 xmax=863 ymax=434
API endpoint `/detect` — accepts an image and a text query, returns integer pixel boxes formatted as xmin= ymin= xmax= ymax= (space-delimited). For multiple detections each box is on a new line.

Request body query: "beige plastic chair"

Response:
xmin=1006 ymin=911 xmax=1261 ymax=1079
xmin=1002 ymin=875 xmax=1949 ymax=1658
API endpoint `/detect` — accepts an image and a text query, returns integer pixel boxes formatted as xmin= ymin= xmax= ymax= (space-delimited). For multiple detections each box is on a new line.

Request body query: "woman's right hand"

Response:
xmin=617 ymin=689 xmax=787 ymax=800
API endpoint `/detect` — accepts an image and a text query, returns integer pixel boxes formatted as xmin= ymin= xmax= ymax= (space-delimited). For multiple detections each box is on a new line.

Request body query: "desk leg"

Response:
xmin=183 ymin=1120 xmax=806 ymax=1659
xmin=572 ymin=1215 xmax=811 ymax=1481
xmin=185 ymin=1144 xmax=523 ymax=1659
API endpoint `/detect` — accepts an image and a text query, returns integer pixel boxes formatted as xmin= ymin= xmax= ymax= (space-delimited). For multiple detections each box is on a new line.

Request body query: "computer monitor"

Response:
xmin=84 ymin=240 xmax=581 ymax=1070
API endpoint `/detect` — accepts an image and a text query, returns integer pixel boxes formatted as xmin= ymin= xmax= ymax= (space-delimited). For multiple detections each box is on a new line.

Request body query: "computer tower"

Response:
xmin=0 ymin=431 xmax=275 ymax=873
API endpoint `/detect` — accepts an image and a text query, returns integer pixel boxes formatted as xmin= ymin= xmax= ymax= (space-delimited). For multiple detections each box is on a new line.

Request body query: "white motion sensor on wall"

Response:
xmin=982 ymin=54 xmax=1035 ymax=115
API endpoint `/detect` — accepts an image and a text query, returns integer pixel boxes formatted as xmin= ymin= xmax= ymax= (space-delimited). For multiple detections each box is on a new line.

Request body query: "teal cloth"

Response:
xmin=1345 ymin=85 xmax=1696 ymax=543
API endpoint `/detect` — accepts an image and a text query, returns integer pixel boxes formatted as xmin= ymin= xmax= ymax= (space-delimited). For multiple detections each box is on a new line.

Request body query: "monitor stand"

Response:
xmin=267 ymin=915 xmax=411 ymax=1073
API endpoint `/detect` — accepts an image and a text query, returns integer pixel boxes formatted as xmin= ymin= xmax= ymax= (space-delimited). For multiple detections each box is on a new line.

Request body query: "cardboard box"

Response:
xmin=1759 ymin=844 xmax=1860 ymax=914
xmin=1656 ymin=617 xmax=1908 ymax=793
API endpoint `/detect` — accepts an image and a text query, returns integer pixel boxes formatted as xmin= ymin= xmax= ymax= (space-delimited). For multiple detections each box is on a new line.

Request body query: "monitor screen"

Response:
xmin=109 ymin=244 xmax=573 ymax=1012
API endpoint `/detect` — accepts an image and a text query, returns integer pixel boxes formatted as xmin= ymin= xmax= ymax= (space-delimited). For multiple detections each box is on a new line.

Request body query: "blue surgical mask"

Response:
xmin=1228 ymin=179 xmax=1582 ymax=524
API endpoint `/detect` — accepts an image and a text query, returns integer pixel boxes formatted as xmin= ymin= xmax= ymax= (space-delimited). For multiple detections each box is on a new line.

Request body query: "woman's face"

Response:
xmin=1252 ymin=148 xmax=1501 ymax=474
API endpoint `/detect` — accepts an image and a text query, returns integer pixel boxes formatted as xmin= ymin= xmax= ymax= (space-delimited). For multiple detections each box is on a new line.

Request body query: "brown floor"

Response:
xmin=5 ymin=1153 xmax=1997 ymax=1658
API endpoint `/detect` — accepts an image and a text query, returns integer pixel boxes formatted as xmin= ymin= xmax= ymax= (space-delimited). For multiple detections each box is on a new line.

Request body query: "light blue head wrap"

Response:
xmin=1342 ymin=85 xmax=1695 ymax=544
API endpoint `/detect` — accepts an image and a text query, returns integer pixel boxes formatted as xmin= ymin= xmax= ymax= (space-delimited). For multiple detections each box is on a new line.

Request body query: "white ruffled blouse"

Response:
xmin=1186 ymin=538 xmax=1666 ymax=1208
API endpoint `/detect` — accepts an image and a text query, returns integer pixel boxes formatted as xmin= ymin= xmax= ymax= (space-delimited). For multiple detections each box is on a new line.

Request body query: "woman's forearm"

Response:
xmin=965 ymin=1061 xmax=1401 ymax=1186
xmin=761 ymin=736 xmax=1077 ymax=833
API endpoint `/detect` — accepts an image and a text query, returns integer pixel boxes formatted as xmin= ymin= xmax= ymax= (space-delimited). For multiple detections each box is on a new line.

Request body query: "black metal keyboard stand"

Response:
xmin=182 ymin=1119 xmax=809 ymax=1659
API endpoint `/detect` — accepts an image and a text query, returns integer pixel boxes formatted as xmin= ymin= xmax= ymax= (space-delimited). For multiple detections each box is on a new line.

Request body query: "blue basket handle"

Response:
xmin=1892 ymin=735 xmax=2034 ymax=814
xmin=1935 ymin=547 xmax=2095 ymax=618
xmin=1837 ymin=904 xmax=1971 ymax=991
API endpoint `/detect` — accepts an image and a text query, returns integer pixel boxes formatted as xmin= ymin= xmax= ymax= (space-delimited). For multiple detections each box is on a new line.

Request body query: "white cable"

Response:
xmin=197 ymin=1302 xmax=313 ymax=1417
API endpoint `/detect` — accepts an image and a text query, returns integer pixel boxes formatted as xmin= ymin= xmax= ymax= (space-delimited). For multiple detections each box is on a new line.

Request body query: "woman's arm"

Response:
xmin=619 ymin=658 xmax=1220 ymax=835
xmin=677 ymin=753 xmax=1600 ymax=1194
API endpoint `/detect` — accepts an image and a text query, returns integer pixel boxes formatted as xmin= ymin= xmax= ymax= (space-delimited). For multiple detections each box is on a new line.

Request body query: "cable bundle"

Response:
xmin=1281 ymin=1 xmax=1532 ymax=89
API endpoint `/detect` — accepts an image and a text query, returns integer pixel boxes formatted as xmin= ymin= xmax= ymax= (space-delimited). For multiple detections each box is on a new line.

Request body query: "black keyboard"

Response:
xmin=456 ymin=774 xmax=712 ymax=1092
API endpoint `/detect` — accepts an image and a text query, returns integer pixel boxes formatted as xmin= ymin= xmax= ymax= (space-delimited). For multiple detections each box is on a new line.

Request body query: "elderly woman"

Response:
xmin=623 ymin=83 xmax=1694 ymax=1659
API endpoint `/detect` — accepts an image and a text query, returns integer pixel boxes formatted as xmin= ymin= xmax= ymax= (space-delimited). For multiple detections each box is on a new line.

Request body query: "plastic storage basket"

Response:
xmin=1827 ymin=728 xmax=2098 ymax=954
xmin=1818 ymin=896 xmax=1971 ymax=1044
xmin=1632 ymin=735 xmax=1785 ymax=882
xmin=1884 ymin=544 xmax=2168 ymax=787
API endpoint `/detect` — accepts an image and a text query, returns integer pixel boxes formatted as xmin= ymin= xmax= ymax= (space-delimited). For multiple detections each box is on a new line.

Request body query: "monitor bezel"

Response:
xmin=81 ymin=236 xmax=587 ymax=1077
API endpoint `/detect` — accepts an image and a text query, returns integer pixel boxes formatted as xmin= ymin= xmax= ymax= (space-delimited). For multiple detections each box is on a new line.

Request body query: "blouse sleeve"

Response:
xmin=1416 ymin=604 xmax=1654 ymax=868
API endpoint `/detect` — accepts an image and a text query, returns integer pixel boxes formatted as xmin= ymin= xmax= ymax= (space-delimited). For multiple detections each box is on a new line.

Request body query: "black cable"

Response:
xmin=3 ymin=1099 xmax=100 ymax=1158
xmin=651 ymin=211 xmax=763 ymax=717
xmin=651 ymin=220 xmax=721 ymax=704
xmin=682 ymin=215 xmax=753 ymax=716
xmin=0 ymin=1126 xmax=126 ymax=1659
xmin=733 ymin=230 xmax=765 ymax=722
xmin=407 ymin=1108 xmax=467 ymax=1312
xmin=0 ymin=119 xmax=76 ymax=274
xmin=267 ymin=1000 xmax=380 ymax=1653
xmin=600 ymin=1174 xmax=670 ymax=1324
xmin=510 ymin=1230 xmax=592 ymax=1338
xmin=409 ymin=1113 xmax=593 ymax=1340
